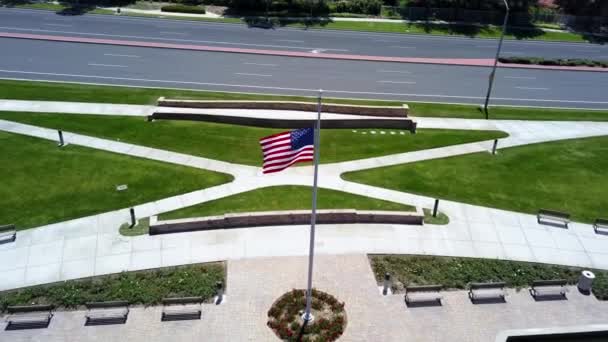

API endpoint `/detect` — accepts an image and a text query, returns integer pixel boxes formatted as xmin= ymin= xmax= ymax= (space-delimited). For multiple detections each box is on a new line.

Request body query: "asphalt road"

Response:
xmin=2 ymin=37 xmax=607 ymax=109
xmin=1 ymin=8 xmax=608 ymax=60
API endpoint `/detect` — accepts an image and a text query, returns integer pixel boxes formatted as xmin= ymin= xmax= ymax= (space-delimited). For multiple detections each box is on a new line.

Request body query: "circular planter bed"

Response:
xmin=267 ymin=289 xmax=347 ymax=342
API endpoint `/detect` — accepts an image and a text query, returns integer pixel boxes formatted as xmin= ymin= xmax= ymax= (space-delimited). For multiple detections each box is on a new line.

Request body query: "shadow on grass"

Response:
xmin=243 ymin=16 xmax=333 ymax=29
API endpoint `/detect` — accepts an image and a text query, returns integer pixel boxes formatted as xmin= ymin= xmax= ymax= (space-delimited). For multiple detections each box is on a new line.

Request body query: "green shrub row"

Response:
xmin=370 ymin=255 xmax=608 ymax=300
xmin=0 ymin=263 xmax=224 ymax=311
xmin=161 ymin=4 xmax=206 ymax=14
xmin=499 ymin=56 xmax=608 ymax=68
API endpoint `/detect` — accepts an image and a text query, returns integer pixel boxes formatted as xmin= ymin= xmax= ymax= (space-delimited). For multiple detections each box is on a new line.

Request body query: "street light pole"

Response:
xmin=483 ymin=0 xmax=510 ymax=120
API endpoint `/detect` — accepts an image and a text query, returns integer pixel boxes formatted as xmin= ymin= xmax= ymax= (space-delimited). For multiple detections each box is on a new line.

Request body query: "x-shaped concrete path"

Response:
xmin=1 ymin=101 xmax=608 ymax=291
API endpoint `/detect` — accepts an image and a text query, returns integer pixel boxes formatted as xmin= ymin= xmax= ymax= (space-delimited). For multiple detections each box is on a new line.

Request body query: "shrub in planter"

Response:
xmin=267 ymin=289 xmax=347 ymax=342
xmin=161 ymin=4 xmax=206 ymax=14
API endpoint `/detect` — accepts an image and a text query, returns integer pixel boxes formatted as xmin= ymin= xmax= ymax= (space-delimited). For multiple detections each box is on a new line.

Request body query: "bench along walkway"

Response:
xmin=5 ymin=305 xmax=53 ymax=330
xmin=530 ymin=279 xmax=568 ymax=300
xmin=468 ymin=282 xmax=507 ymax=303
xmin=85 ymin=301 xmax=129 ymax=325
xmin=161 ymin=297 xmax=203 ymax=321
xmin=0 ymin=224 xmax=16 ymax=244
xmin=537 ymin=209 xmax=571 ymax=228
xmin=404 ymin=285 xmax=443 ymax=306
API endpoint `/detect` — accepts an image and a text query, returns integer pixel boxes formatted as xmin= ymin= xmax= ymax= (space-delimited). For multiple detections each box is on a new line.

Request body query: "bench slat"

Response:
xmin=7 ymin=305 xmax=54 ymax=314
xmin=0 ymin=224 xmax=16 ymax=233
xmin=469 ymin=282 xmax=506 ymax=290
xmin=162 ymin=297 xmax=203 ymax=305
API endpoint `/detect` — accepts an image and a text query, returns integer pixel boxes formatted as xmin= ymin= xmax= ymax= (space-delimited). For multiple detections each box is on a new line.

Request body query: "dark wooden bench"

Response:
xmin=404 ymin=285 xmax=443 ymax=305
xmin=468 ymin=282 xmax=506 ymax=302
xmin=537 ymin=209 xmax=570 ymax=228
xmin=594 ymin=218 xmax=608 ymax=234
xmin=530 ymin=280 xmax=568 ymax=299
xmin=85 ymin=301 xmax=129 ymax=325
xmin=161 ymin=297 xmax=203 ymax=321
xmin=0 ymin=224 xmax=16 ymax=244
xmin=5 ymin=305 xmax=53 ymax=330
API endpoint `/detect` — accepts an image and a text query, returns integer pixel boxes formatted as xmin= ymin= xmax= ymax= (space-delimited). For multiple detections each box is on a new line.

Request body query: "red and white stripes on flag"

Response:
xmin=259 ymin=128 xmax=315 ymax=174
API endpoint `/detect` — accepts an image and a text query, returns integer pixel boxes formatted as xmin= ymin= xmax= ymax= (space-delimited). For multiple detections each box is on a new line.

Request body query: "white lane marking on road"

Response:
xmin=515 ymin=86 xmax=549 ymax=90
xmin=88 ymin=63 xmax=128 ymax=68
xmin=504 ymin=76 xmax=537 ymax=80
xmin=377 ymin=80 xmax=416 ymax=84
xmin=159 ymin=31 xmax=187 ymax=35
xmin=275 ymin=39 xmax=304 ymax=43
xmin=2 ymin=70 xmax=607 ymax=105
xmin=0 ymin=26 xmax=349 ymax=52
xmin=235 ymin=73 xmax=272 ymax=77
xmin=243 ymin=62 xmax=278 ymax=67
xmin=377 ymin=69 xmax=412 ymax=74
xmin=43 ymin=24 xmax=72 ymax=27
xmin=389 ymin=46 xmax=417 ymax=49
xmin=104 ymin=53 xmax=140 ymax=58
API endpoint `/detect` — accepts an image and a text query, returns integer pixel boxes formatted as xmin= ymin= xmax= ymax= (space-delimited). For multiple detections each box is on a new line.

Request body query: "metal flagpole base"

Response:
xmin=301 ymin=312 xmax=314 ymax=322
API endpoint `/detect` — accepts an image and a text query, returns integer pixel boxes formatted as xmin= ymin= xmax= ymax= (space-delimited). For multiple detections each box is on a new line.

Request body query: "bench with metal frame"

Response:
xmin=5 ymin=305 xmax=53 ymax=330
xmin=0 ymin=224 xmax=16 ymax=244
xmin=530 ymin=280 xmax=568 ymax=300
xmin=537 ymin=209 xmax=570 ymax=228
xmin=468 ymin=282 xmax=507 ymax=303
xmin=85 ymin=301 xmax=129 ymax=325
xmin=594 ymin=218 xmax=608 ymax=234
xmin=404 ymin=285 xmax=443 ymax=306
xmin=161 ymin=297 xmax=203 ymax=321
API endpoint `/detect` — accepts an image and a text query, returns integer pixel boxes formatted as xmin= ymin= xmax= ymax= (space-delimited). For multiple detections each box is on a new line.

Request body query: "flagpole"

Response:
xmin=302 ymin=89 xmax=322 ymax=323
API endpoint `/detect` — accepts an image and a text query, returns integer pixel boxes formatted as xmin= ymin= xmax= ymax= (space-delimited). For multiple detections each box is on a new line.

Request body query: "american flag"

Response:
xmin=259 ymin=128 xmax=315 ymax=174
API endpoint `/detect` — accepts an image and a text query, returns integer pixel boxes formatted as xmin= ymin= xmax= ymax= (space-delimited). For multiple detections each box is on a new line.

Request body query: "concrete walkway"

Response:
xmin=2 ymin=255 xmax=608 ymax=342
xmin=1 ymin=104 xmax=608 ymax=292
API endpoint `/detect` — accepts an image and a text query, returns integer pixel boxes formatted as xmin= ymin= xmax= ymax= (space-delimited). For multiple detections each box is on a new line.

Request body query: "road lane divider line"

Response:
xmin=88 ymin=63 xmax=128 ymax=68
xmin=389 ymin=46 xmax=417 ymax=49
xmin=504 ymin=76 xmax=537 ymax=80
xmin=515 ymin=86 xmax=549 ymax=90
xmin=377 ymin=80 xmax=416 ymax=84
xmin=377 ymin=70 xmax=412 ymax=74
xmin=243 ymin=63 xmax=278 ymax=67
xmin=275 ymin=39 xmax=304 ymax=43
xmin=43 ymin=24 xmax=72 ymax=27
xmin=104 ymin=53 xmax=140 ymax=58
xmin=235 ymin=73 xmax=272 ymax=77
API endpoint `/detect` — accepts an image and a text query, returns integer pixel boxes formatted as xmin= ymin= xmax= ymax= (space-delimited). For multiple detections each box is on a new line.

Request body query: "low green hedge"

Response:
xmin=0 ymin=263 xmax=224 ymax=311
xmin=370 ymin=255 xmax=608 ymax=300
xmin=161 ymin=4 xmax=206 ymax=14
xmin=499 ymin=56 xmax=608 ymax=68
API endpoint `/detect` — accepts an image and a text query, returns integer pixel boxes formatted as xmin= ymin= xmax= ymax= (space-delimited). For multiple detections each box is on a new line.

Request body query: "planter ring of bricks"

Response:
xmin=267 ymin=289 xmax=347 ymax=342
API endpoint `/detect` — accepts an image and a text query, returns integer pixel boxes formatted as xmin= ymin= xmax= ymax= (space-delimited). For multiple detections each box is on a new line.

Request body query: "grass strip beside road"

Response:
xmin=370 ymin=255 xmax=608 ymax=300
xmin=3 ymin=5 xmax=597 ymax=43
xmin=158 ymin=185 xmax=414 ymax=220
xmin=0 ymin=263 xmax=225 ymax=310
xmin=0 ymin=131 xmax=232 ymax=229
xmin=344 ymin=136 xmax=608 ymax=223
xmin=0 ymin=112 xmax=507 ymax=166
xmin=2 ymin=80 xmax=607 ymax=121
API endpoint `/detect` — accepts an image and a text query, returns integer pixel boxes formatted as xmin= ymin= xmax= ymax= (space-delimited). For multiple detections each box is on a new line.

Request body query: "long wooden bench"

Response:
xmin=5 ymin=305 xmax=53 ymax=330
xmin=161 ymin=297 xmax=203 ymax=321
xmin=530 ymin=280 xmax=568 ymax=300
xmin=468 ymin=282 xmax=506 ymax=303
xmin=404 ymin=285 xmax=443 ymax=306
xmin=537 ymin=209 xmax=570 ymax=228
xmin=0 ymin=224 xmax=16 ymax=244
xmin=594 ymin=218 xmax=608 ymax=234
xmin=85 ymin=301 xmax=129 ymax=325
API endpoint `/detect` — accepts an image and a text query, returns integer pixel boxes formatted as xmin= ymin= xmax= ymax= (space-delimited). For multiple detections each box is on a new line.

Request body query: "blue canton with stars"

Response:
xmin=290 ymin=128 xmax=314 ymax=150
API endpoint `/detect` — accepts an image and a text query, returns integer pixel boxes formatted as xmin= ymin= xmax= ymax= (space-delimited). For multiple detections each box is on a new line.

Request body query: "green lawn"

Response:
xmin=0 ymin=131 xmax=232 ymax=229
xmin=344 ymin=136 xmax=608 ymax=223
xmin=0 ymin=112 xmax=506 ymax=166
xmin=158 ymin=185 xmax=415 ymax=220
xmin=370 ymin=255 xmax=608 ymax=300
xmin=2 ymin=80 xmax=607 ymax=121
xmin=0 ymin=263 xmax=225 ymax=310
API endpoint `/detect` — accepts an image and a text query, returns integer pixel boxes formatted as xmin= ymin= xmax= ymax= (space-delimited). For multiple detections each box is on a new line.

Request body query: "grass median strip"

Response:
xmin=0 ymin=262 xmax=225 ymax=310
xmin=0 ymin=131 xmax=232 ymax=229
xmin=0 ymin=112 xmax=507 ymax=165
xmin=344 ymin=136 xmax=608 ymax=223
xmin=158 ymin=185 xmax=414 ymax=220
xmin=2 ymin=80 xmax=607 ymax=121
xmin=370 ymin=255 xmax=608 ymax=300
